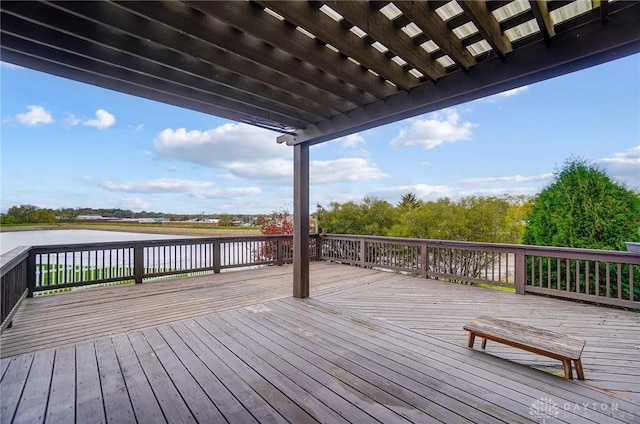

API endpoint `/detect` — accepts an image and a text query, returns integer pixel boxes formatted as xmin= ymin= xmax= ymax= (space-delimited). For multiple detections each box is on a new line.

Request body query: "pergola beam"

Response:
xmin=0 ymin=48 xmax=286 ymax=131
xmin=324 ymin=1 xmax=446 ymax=81
xmin=114 ymin=1 xmax=374 ymax=107
xmin=530 ymin=0 xmax=556 ymax=43
xmin=393 ymin=1 xmax=476 ymax=71
xmin=279 ymin=3 xmax=640 ymax=145
xmin=1 ymin=13 xmax=325 ymax=127
xmin=457 ymin=0 xmax=513 ymax=59
xmin=258 ymin=0 xmax=419 ymax=91
xmin=186 ymin=0 xmax=397 ymax=101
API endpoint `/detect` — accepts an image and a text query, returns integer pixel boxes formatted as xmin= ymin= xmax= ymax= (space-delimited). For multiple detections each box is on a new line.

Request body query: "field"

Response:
xmin=0 ymin=222 xmax=262 ymax=237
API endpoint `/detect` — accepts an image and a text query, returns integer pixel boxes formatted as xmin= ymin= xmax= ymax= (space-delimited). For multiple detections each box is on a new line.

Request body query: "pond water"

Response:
xmin=0 ymin=230 xmax=193 ymax=255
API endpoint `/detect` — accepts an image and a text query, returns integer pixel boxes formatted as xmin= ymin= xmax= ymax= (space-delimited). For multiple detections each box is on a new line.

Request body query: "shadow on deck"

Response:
xmin=1 ymin=262 xmax=638 ymax=423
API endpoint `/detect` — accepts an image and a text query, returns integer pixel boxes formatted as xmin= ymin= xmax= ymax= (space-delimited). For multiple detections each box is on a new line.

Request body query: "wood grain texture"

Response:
xmin=464 ymin=315 xmax=586 ymax=359
xmin=1 ymin=262 xmax=639 ymax=423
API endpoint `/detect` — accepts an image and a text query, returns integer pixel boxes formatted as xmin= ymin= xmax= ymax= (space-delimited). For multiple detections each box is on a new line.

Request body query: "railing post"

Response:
xmin=276 ymin=238 xmax=283 ymax=266
xmin=27 ymin=250 xmax=36 ymax=297
xmin=360 ymin=238 xmax=366 ymax=268
xmin=315 ymin=234 xmax=322 ymax=262
xmin=421 ymin=242 xmax=428 ymax=279
xmin=515 ymin=248 xmax=526 ymax=295
xmin=213 ymin=241 xmax=221 ymax=273
xmin=134 ymin=244 xmax=144 ymax=284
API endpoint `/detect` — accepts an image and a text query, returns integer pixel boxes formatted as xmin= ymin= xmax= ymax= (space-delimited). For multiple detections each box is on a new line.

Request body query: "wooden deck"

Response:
xmin=1 ymin=262 xmax=639 ymax=423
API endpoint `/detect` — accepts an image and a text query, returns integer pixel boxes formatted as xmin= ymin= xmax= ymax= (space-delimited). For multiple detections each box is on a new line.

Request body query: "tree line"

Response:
xmin=3 ymin=159 xmax=638 ymax=251
xmin=317 ymin=194 xmax=530 ymax=244
xmin=0 ymin=206 xmax=261 ymax=226
xmin=318 ymin=159 xmax=639 ymax=251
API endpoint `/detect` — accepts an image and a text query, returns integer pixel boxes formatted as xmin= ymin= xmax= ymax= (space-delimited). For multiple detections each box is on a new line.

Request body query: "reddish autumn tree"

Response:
xmin=256 ymin=211 xmax=294 ymax=263
xmin=260 ymin=211 xmax=294 ymax=235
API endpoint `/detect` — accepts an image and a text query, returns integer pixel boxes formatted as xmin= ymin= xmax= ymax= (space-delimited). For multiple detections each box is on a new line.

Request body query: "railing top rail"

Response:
xmin=26 ymin=233 xmax=305 ymax=254
xmin=321 ymin=234 xmax=640 ymax=262
xmin=0 ymin=246 xmax=31 ymax=278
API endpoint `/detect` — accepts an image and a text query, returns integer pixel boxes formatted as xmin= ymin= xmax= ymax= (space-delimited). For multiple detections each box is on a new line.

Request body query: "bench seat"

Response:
xmin=463 ymin=316 xmax=586 ymax=380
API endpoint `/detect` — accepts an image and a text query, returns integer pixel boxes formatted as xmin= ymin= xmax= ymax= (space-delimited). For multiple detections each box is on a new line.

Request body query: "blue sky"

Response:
xmin=1 ymin=54 xmax=638 ymax=215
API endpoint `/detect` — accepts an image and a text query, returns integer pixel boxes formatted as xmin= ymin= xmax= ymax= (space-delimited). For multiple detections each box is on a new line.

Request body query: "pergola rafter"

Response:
xmin=1 ymin=0 xmax=639 ymax=296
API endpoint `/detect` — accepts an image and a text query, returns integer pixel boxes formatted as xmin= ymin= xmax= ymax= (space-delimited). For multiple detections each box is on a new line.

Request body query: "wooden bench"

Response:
xmin=463 ymin=316 xmax=586 ymax=380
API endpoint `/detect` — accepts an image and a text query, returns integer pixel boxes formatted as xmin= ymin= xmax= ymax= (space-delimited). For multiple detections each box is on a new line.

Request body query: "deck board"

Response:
xmin=0 ymin=264 xmax=383 ymax=357
xmin=75 ymin=341 xmax=106 ymax=424
xmin=314 ymin=269 xmax=640 ymax=403
xmin=0 ymin=354 xmax=33 ymax=422
xmin=94 ymin=337 xmax=136 ymax=424
xmin=1 ymin=262 xmax=639 ymax=423
xmin=45 ymin=344 xmax=76 ymax=424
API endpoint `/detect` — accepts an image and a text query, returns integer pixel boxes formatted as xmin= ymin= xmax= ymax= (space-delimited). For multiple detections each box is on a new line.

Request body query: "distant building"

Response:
xmin=77 ymin=214 xmax=103 ymax=220
xmin=137 ymin=218 xmax=168 ymax=224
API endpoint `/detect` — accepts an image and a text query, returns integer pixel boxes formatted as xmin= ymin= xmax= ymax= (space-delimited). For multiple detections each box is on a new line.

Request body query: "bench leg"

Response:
xmin=562 ymin=359 xmax=573 ymax=380
xmin=481 ymin=338 xmax=487 ymax=349
xmin=467 ymin=332 xmax=476 ymax=348
xmin=574 ymin=359 xmax=585 ymax=380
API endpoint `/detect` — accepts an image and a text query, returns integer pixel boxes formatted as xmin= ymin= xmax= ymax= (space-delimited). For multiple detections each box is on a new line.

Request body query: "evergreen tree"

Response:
xmin=523 ymin=158 xmax=640 ymax=250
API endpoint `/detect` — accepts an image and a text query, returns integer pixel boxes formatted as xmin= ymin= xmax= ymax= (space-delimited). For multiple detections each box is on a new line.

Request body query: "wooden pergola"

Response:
xmin=2 ymin=0 xmax=639 ymax=297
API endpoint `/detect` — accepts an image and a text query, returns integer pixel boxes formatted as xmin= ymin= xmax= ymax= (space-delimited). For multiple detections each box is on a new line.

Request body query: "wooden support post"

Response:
xmin=315 ymin=234 xmax=322 ymax=262
xmin=213 ymin=241 xmax=221 ymax=273
xmin=293 ymin=143 xmax=309 ymax=298
xmin=515 ymin=248 xmax=526 ymax=295
xmin=276 ymin=238 xmax=283 ymax=266
xmin=360 ymin=238 xmax=366 ymax=268
xmin=27 ymin=250 xmax=36 ymax=297
xmin=134 ymin=244 xmax=144 ymax=284
xmin=420 ymin=242 xmax=428 ymax=279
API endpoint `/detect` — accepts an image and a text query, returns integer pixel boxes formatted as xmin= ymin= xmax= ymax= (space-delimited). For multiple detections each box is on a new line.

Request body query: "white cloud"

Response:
xmin=100 ymin=178 xmax=213 ymax=194
xmin=390 ymin=109 xmax=476 ymax=149
xmin=225 ymin=159 xmax=293 ymax=183
xmin=16 ymin=105 xmax=54 ymax=126
xmin=134 ymin=124 xmax=144 ymax=132
xmin=194 ymin=187 xmax=262 ymax=199
xmin=496 ymin=86 xmax=529 ymax=97
xmin=368 ymin=183 xmax=542 ymax=204
xmin=83 ymin=109 xmax=116 ymax=129
xmin=217 ymin=173 xmax=238 ymax=180
xmin=109 ymin=196 xmax=150 ymax=211
xmin=222 ymin=157 xmax=388 ymax=185
xmin=311 ymin=158 xmax=388 ymax=184
xmin=596 ymin=145 xmax=640 ymax=188
xmin=371 ymin=184 xmax=452 ymax=200
xmin=153 ymin=123 xmax=286 ymax=166
xmin=421 ymin=161 xmax=432 ymax=166
xmin=459 ymin=173 xmax=553 ymax=185
xmin=167 ymin=166 xmax=177 ymax=172
xmin=339 ymin=133 xmax=365 ymax=148
xmin=99 ymin=178 xmax=261 ymax=199
xmin=152 ymin=124 xmax=388 ymax=186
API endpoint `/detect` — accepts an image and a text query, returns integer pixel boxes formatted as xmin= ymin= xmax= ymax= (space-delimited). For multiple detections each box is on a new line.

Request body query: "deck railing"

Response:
xmin=25 ymin=235 xmax=318 ymax=294
xmin=0 ymin=247 xmax=30 ymax=333
xmin=0 ymin=234 xmax=320 ymax=331
xmin=320 ymin=234 xmax=640 ymax=309
xmin=2 ymin=233 xmax=638 ymax=332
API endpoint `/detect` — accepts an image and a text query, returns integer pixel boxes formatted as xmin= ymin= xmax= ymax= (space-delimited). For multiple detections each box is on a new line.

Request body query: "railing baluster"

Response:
xmin=630 ymin=266 xmax=634 ymax=302
xmin=595 ymin=261 xmax=600 ymax=296
xmin=3 ymin=235 xmax=636 ymax=309
xmin=617 ymin=263 xmax=622 ymax=299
